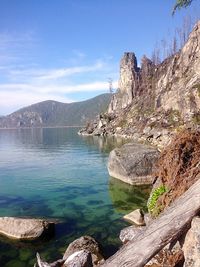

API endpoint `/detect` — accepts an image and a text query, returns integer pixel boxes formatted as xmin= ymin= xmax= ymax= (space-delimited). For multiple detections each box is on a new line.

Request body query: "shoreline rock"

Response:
xmin=108 ymin=142 xmax=160 ymax=185
xmin=0 ymin=217 xmax=55 ymax=240
xmin=123 ymin=209 xmax=145 ymax=226
xmin=63 ymin=236 xmax=104 ymax=266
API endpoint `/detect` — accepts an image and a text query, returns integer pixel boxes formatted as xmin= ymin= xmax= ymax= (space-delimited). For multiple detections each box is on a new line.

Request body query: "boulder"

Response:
xmin=64 ymin=250 xmax=93 ymax=267
xmin=182 ymin=216 xmax=200 ymax=266
xmin=108 ymin=142 xmax=159 ymax=185
xmin=123 ymin=209 xmax=145 ymax=226
xmin=63 ymin=236 xmax=104 ymax=266
xmin=0 ymin=217 xmax=54 ymax=240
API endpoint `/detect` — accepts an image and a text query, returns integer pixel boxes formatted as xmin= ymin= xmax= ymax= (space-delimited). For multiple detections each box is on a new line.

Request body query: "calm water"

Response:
xmin=0 ymin=128 xmax=150 ymax=267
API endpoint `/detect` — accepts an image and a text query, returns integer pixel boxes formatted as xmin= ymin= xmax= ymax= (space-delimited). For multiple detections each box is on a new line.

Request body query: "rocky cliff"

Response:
xmin=80 ymin=21 xmax=200 ymax=147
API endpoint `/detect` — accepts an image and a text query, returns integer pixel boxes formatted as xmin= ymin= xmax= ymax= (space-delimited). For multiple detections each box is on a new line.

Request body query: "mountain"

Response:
xmin=0 ymin=93 xmax=111 ymax=128
xmin=80 ymin=21 xmax=200 ymax=147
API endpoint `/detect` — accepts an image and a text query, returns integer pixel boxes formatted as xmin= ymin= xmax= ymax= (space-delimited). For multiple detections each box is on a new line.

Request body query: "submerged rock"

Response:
xmin=63 ymin=236 xmax=104 ymax=266
xmin=123 ymin=209 xmax=145 ymax=226
xmin=108 ymin=142 xmax=159 ymax=185
xmin=0 ymin=217 xmax=54 ymax=240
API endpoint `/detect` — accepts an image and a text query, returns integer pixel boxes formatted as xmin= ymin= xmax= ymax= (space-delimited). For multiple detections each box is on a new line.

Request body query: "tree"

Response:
xmin=172 ymin=0 xmax=193 ymax=14
xmin=108 ymin=78 xmax=113 ymax=94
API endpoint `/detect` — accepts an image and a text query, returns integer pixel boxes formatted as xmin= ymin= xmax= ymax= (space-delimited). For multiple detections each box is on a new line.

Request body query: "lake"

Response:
xmin=0 ymin=127 xmax=150 ymax=267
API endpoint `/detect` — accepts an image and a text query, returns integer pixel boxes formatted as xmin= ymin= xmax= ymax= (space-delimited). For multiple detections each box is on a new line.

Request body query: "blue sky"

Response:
xmin=0 ymin=0 xmax=199 ymax=115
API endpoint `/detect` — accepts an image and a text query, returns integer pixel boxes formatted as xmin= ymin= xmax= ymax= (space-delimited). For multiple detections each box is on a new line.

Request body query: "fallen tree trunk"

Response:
xmin=35 ymin=253 xmax=64 ymax=267
xmin=102 ymin=176 xmax=200 ymax=267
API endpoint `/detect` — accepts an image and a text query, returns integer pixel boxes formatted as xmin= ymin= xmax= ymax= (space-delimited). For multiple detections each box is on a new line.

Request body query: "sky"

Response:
xmin=0 ymin=0 xmax=199 ymax=115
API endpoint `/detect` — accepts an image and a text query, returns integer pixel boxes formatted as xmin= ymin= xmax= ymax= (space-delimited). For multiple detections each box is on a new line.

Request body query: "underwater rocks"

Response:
xmin=108 ymin=142 xmax=160 ymax=185
xmin=0 ymin=217 xmax=54 ymax=240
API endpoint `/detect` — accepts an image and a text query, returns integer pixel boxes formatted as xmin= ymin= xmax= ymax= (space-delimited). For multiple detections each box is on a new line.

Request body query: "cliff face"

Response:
xmin=81 ymin=21 xmax=200 ymax=147
xmin=108 ymin=52 xmax=140 ymax=112
xmin=154 ymin=21 xmax=200 ymax=122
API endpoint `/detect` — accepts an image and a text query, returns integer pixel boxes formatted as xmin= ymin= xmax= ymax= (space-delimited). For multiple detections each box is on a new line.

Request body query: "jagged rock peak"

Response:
xmin=141 ymin=55 xmax=155 ymax=77
xmin=141 ymin=55 xmax=152 ymax=65
xmin=121 ymin=52 xmax=138 ymax=72
xmin=116 ymin=52 xmax=140 ymax=109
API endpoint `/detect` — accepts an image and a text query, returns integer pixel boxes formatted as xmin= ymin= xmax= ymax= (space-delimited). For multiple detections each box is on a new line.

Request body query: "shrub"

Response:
xmin=147 ymin=185 xmax=167 ymax=216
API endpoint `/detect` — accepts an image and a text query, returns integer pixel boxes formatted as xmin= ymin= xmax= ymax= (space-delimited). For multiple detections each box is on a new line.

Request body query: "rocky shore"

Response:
xmin=1 ymin=20 xmax=200 ymax=267
xmin=31 ymin=128 xmax=200 ymax=267
xmin=73 ymin=21 xmax=200 ymax=266
xmin=79 ymin=21 xmax=200 ymax=150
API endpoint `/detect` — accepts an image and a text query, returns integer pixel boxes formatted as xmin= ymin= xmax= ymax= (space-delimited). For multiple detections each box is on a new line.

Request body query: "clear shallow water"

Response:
xmin=0 ymin=128 xmax=151 ymax=266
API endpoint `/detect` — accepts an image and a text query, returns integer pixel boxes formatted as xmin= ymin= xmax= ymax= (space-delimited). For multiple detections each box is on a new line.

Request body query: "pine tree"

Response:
xmin=172 ymin=0 xmax=193 ymax=14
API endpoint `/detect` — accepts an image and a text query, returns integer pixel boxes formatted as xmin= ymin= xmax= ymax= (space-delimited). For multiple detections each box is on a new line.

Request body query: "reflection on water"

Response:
xmin=81 ymin=135 xmax=131 ymax=153
xmin=109 ymin=177 xmax=151 ymax=213
xmin=0 ymin=128 xmax=150 ymax=266
xmin=0 ymin=127 xmax=82 ymax=148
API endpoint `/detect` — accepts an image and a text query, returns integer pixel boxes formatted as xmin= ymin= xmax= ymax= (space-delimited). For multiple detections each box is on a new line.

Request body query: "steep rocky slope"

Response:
xmin=80 ymin=21 xmax=200 ymax=147
xmin=0 ymin=93 xmax=111 ymax=128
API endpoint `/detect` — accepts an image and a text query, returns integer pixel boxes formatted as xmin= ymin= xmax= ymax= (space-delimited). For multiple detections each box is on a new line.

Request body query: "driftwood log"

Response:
xmin=102 ymin=176 xmax=200 ymax=267
xmin=35 ymin=253 xmax=64 ymax=267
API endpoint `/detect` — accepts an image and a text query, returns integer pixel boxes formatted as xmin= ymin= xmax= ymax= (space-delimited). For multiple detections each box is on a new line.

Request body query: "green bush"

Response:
xmin=147 ymin=185 xmax=167 ymax=216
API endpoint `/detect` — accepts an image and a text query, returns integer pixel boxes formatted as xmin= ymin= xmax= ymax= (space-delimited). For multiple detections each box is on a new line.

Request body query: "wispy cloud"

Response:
xmin=0 ymin=80 xmax=118 ymax=95
xmin=38 ymin=62 xmax=104 ymax=80
xmin=8 ymin=60 xmax=105 ymax=81
xmin=0 ymin=31 xmax=118 ymax=115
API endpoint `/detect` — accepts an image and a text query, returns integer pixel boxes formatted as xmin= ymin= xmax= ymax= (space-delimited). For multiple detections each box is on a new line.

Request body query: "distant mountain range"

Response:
xmin=0 ymin=93 xmax=111 ymax=128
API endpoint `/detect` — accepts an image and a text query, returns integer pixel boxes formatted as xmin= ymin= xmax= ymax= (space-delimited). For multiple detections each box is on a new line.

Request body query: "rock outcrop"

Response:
xmin=108 ymin=52 xmax=140 ymax=112
xmin=108 ymin=142 xmax=159 ymax=185
xmin=80 ymin=21 xmax=200 ymax=147
xmin=0 ymin=217 xmax=54 ymax=240
xmin=63 ymin=236 xmax=104 ymax=266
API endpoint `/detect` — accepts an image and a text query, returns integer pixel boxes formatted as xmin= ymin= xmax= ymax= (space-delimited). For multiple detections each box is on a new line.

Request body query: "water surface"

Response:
xmin=0 ymin=128 xmax=150 ymax=266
